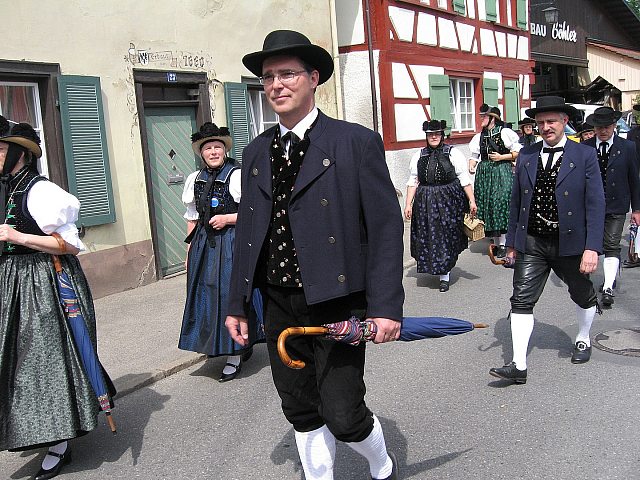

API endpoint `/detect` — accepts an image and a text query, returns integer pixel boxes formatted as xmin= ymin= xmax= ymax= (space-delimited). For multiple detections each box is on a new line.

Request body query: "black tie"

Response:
xmin=599 ymin=142 xmax=608 ymax=159
xmin=542 ymin=147 xmax=563 ymax=171
xmin=281 ymin=131 xmax=300 ymax=158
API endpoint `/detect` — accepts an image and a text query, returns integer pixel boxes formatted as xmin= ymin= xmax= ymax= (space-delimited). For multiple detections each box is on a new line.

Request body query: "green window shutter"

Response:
xmin=482 ymin=78 xmax=499 ymax=108
xmin=485 ymin=0 xmax=497 ymax=22
xmin=516 ymin=0 xmax=527 ymax=29
xmin=58 ymin=75 xmax=115 ymax=227
xmin=428 ymin=74 xmax=453 ymax=135
xmin=453 ymin=0 xmax=466 ymax=15
xmin=224 ymin=82 xmax=250 ymax=164
xmin=504 ymin=80 xmax=520 ymax=125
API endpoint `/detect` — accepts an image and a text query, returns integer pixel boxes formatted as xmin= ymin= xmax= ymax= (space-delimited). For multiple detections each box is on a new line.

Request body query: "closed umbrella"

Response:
xmin=52 ymin=254 xmax=117 ymax=434
xmin=278 ymin=316 xmax=488 ymax=369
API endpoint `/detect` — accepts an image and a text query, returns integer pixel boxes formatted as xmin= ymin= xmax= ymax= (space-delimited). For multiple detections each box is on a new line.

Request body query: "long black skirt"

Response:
xmin=410 ymin=181 xmax=468 ymax=275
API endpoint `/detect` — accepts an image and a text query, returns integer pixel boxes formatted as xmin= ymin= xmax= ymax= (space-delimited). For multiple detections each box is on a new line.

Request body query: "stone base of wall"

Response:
xmin=79 ymin=240 xmax=157 ymax=299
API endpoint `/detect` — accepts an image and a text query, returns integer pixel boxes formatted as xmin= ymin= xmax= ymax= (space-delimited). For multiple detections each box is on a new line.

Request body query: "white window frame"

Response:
xmin=0 ymin=81 xmax=48 ymax=177
xmin=449 ymin=78 xmax=475 ymax=133
xmin=247 ymin=88 xmax=278 ymax=139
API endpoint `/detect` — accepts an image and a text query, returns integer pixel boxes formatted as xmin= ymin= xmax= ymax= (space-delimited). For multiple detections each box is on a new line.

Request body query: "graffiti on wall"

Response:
xmin=125 ymin=43 xmax=210 ymax=70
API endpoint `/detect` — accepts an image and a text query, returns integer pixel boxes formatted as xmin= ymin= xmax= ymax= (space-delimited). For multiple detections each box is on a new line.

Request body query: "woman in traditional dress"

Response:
xmin=517 ymin=117 xmax=539 ymax=147
xmin=0 ymin=117 xmax=115 ymax=479
xmin=179 ymin=123 xmax=263 ymax=382
xmin=468 ymin=104 xmax=522 ymax=257
xmin=405 ymin=120 xmax=477 ymax=292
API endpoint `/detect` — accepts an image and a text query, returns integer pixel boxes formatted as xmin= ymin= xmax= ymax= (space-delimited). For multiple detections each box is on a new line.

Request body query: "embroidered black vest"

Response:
xmin=417 ymin=145 xmax=457 ymax=186
xmin=262 ymin=128 xmax=312 ymax=288
xmin=519 ymin=134 xmax=537 ymax=148
xmin=3 ymin=168 xmax=48 ymax=255
xmin=192 ymin=161 xmax=239 ymax=247
xmin=528 ymin=154 xmax=563 ymax=237
xmin=480 ymin=126 xmax=511 ymax=162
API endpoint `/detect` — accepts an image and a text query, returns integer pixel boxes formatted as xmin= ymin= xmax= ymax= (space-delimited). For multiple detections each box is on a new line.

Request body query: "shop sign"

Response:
xmin=530 ymin=21 xmax=577 ymax=43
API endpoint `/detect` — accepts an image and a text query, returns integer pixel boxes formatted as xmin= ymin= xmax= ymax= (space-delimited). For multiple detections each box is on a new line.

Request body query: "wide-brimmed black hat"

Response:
xmin=242 ymin=30 xmax=334 ymax=85
xmin=191 ymin=122 xmax=232 ymax=155
xmin=0 ymin=121 xmax=42 ymax=158
xmin=633 ymin=104 xmax=640 ymax=112
xmin=422 ymin=120 xmax=447 ymax=133
xmin=479 ymin=103 xmax=501 ymax=120
xmin=575 ymin=122 xmax=594 ymax=136
xmin=525 ymin=96 xmax=577 ymax=118
xmin=518 ymin=117 xmax=536 ymax=127
xmin=585 ymin=106 xmax=622 ymax=127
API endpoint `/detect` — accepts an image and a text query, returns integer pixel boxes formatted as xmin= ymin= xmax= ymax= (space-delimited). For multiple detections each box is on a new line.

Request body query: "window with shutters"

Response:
xmin=428 ymin=74 xmax=453 ymax=135
xmin=449 ymin=78 xmax=475 ymax=132
xmin=0 ymin=81 xmax=49 ymax=177
xmin=482 ymin=78 xmax=499 ymax=108
xmin=485 ymin=0 xmax=498 ymax=22
xmin=58 ymin=75 xmax=115 ymax=226
xmin=516 ymin=0 xmax=527 ymax=29
xmin=504 ymin=80 xmax=520 ymax=125
xmin=453 ymin=0 xmax=466 ymax=15
xmin=248 ymin=88 xmax=278 ymax=138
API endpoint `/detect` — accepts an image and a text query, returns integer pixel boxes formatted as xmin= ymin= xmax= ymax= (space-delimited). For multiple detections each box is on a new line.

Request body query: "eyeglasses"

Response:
xmin=259 ymin=70 xmax=308 ymax=86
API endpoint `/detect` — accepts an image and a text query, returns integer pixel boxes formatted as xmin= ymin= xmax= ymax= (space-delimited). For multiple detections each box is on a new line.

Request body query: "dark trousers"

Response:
xmin=510 ymin=234 xmax=597 ymax=314
xmin=263 ymin=285 xmax=374 ymax=443
xmin=603 ymin=213 xmax=626 ymax=258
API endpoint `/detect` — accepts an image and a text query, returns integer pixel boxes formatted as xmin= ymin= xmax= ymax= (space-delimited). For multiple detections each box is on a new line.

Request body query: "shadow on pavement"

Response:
xmin=188 ymin=344 xmax=270 ymax=380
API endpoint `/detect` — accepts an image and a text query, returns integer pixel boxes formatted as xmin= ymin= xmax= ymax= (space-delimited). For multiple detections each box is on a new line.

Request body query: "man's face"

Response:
xmin=200 ymin=140 xmax=226 ymax=169
xmin=262 ymin=55 xmax=319 ymax=127
xmin=535 ymin=112 xmax=567 ymax=146
xmin=594 ymin=123 xmax=615 ymax=142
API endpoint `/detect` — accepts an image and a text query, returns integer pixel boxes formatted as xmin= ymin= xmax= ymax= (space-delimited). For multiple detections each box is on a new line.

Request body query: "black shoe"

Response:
xmin=601 ymin=288 xmax=615 ymax=307
xmin=35 ymin=449 xmax=71 ymax=480
xmin=494 ymin=245 xmax=507 ymax=258
xmin=489 ymin=362 xmax=527 ymax=384
xmin=571 ymin=341 xmax=592 ymax=364
xmin=219 ymin=362 xmax=241 ymax=382
xmin=599 ymin=281 xmax=616 ymax=292
xmin=241 ymin=347 xmax=253 ymax=362
xmin=374 ymin=451 xmax=399 ymax=480
xmin=439 ymin=280 xmax=449 ymax=292
xmin=623 ymin=258 xmax=640 ymax=268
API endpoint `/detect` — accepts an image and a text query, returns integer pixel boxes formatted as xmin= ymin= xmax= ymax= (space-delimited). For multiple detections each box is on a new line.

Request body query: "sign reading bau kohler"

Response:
xmin=530 ymin=21 xmax=577 ymax=43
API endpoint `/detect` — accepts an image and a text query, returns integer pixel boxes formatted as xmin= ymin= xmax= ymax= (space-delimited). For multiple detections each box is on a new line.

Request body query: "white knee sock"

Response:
xmin=499 ymin=234 xmax=507 ymax=246
xmin=294 ymin=425 xmax=336 ymax=480
xmin=222 ymin=355 xmax=241 ymax=375
xmin=439 ymin=272 xmax=450 ymax=282
xmin=511 ymin=313 xmax=534 ymax=370
xmin=603 ymin=257 xmax=619 ymax=290
xmin=576 ymin=305 xmax=596 ymax=346
xmin=41 ymin=441 xmax=67 ymax=470
xmin=346 ymin=415 xmax=392 ymax=479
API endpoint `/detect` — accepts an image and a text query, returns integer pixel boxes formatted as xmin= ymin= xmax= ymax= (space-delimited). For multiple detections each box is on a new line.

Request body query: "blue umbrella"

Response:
xmin=278 ymin=316 xmax=488 ymax=369
xmin=52 ymin=255 xmax=116 ymax=434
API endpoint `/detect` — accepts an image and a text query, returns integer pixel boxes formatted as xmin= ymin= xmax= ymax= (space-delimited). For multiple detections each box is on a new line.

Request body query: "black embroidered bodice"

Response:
xmin=480 ymin=126 xmax=511 ymax=162
xmin=528 ymin=154 xmax=563 ymax=237
xmin=519 ymin=134 xmax=537 ymax=148
xmin=3 ymin=167 xmax=48 ymax=255
xmin=417 ymin=145 xmax=457 ymax=186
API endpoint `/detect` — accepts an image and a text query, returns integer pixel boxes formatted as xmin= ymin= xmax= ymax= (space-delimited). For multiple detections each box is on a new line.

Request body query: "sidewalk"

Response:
xmin=95 ymin=221 xmax=415 ymax=398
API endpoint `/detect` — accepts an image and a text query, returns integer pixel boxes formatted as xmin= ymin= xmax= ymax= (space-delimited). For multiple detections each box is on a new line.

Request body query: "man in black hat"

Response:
xmin=226 ymin=30 xmax=402 ymax=479
xmin=489 ymin=96 xmax=605 ymax=385
xmin=582 ymin=107 xmax=640 ymax=298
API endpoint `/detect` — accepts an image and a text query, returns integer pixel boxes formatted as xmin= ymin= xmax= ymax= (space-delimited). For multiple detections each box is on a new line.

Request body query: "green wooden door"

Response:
xmin=144 ymin=107 xmax=198 ymax=276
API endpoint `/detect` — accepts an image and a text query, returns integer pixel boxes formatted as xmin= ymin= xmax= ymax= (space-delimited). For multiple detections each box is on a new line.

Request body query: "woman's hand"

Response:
xmin=488 ymin=152 xmax=503 ymax=162
xmin=209 ymin=214 xmax=228 ymax=230
xmin=0 ymin=224 xmax=23 ymax=245
xmin=404 ymin=205 xmax=412 ymax=220
xmin=468 ymin=159 xmax=477 ymax=174
xmin=469 ymin=201 xmax=477 ymax=218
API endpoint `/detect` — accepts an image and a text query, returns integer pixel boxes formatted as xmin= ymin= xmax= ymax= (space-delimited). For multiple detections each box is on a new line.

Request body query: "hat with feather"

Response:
xmin=191 ymin=122 xmax=232 ymax=156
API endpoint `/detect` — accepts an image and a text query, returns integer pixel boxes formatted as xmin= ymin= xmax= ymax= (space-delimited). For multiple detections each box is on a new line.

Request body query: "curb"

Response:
xmin=113 ymin=353 xmax=207 ymax=398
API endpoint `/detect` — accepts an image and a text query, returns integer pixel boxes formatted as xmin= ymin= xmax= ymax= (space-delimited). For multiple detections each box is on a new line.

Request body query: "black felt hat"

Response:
xmin=525 ymin=96 xmax=577 ymax=118
xmin=0 ymin=121 xmax=42 ymax=158
xmin=575 ymin=122 xmax=595 ymax=136
xmin=633 ymin=104 xmax=640 ymax=112
xmin=422 ymin=120 xmax=447 ymax=133
xmin=518 ymin=117 xmax=536 ymax=127
xmin=585 ymin=106 xmax=622 ymax=127
xmin=191 ymin=122 xmax=232 ymax=155
xmin=479 ymin=103 xmax=501 ymax=120
xmin=242 ymin=30 xmax=334 ymax=85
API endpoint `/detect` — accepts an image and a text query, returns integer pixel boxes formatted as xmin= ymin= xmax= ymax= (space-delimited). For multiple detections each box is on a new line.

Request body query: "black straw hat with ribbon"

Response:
xmin=422 ymin=120 xmax=447 ymax=133
xmin=242 ymin=30 xmax=334 ymax=85
xmin=191 ymin=122 xmax=232 ymax=156
xmin=0 ymin=121 xmax=42 ymax=159
xmin=585 ymin=106 xmax=622 ymax=127
xmin=479 ymin=103 xmax=501 ymax=120
xmin=575 ymin=122 xmax=595 ymax=136
xmin=518 ymin=117 xmax=536 ymax=127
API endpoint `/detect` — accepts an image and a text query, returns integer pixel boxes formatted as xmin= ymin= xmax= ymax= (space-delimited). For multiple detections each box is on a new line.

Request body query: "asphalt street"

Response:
xmin=2 ymin=234 xmax=639 ymax=479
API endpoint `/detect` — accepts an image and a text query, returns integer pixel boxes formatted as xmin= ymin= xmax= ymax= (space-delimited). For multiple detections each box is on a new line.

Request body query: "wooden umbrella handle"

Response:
xmin=488 ymin=244 xmax=506 ymax=265
xmin=277 ymin=326 xmax=329 ymax=369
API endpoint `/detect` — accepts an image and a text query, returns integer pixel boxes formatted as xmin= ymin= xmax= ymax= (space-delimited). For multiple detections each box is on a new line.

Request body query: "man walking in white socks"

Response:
xmin=582 ymin=106 xmax=640 ymax=307
xmin=490 ymin=96 xmax=605 ymax=384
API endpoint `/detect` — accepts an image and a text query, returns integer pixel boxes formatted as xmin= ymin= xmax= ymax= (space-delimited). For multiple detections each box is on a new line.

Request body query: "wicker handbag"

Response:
xmin=463 ymin=214 xmax=485 ymax=241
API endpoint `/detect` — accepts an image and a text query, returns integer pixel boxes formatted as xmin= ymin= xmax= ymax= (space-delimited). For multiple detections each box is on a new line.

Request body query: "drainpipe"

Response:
xmin=364 ymin=0 xmax=379 ymax=132
xmin=328 ymin=0 xmax=344 ymax=120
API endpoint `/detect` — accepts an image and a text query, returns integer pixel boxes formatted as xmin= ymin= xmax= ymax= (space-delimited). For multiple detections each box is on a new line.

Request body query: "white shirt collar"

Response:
xmin=596 ymin=133 xmax=615 ymax=149
xmin=541 ymin=135 xmax=568 ymax=150
xmin=279 ymin=107 xmax=318 ymax=141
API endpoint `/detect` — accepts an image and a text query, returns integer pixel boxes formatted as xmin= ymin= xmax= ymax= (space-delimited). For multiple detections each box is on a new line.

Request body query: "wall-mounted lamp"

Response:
xmin=542 ymin=6 xmax=560 ymax=23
